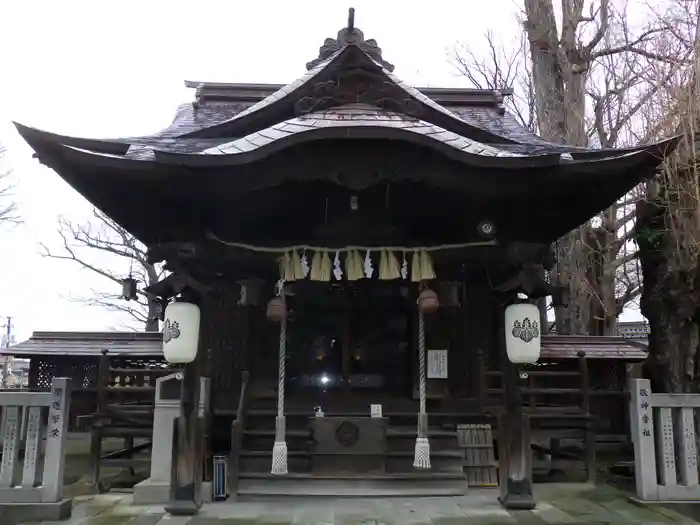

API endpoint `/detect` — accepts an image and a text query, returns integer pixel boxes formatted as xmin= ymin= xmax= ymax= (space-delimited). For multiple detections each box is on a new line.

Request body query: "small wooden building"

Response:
xmin=8 ymin=331 xmax=167 ymax=430
xmin=14 ymin=11 xmax=673 ymax=503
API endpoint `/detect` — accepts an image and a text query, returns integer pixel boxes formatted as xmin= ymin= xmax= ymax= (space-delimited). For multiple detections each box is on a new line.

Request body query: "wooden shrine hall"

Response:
xmin=14 ymin=8 xmax=676 ymax=510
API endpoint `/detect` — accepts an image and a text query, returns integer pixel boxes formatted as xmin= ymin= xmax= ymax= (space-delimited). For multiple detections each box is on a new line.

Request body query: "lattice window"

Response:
xmin=81 ymin=362 xmax=97 ymax=389
xmin=30 ymin=357 xmax=102 ymax=390
xmin=32 ymin=358 xmax=57 ymax=390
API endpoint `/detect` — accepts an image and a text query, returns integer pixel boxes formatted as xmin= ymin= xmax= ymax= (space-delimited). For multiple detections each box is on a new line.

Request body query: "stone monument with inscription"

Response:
xmin=0 ymin=378 xmax=72 ymax=522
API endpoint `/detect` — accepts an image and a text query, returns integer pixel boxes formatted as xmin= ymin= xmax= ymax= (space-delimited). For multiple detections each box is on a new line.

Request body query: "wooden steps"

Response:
xmin=226 ymin=396 xmax=510 ymax=497
xmin=236 ymin=407 xmax=468 ymax=482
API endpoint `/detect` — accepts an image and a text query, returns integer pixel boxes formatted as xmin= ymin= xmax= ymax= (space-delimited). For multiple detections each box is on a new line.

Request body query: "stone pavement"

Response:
xmin=20 ymin=484 xmax=700 ymax=525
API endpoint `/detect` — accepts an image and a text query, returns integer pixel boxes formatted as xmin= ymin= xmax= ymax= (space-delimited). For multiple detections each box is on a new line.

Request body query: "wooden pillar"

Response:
xmin=578 ymin=351 xmax=595 ymax=483
xmin=460 ymin=278 xmax=471 ymax=399
xmin=238 ymin=278 xmax=263 ymax=374
xmin=166 ymin=359 xmax=203 ymax=515
xmin=342 ymin=304 xmax=351 ymax=397
xmin=166 ymin=291 xmax=204 ymax=516
xmin=497 ymin=312 xmax=535 ymax=510
xmin=476 ymin=348 xmax=486 ymax=410
xmin=90 ymin=350 xmax=109 ymax=492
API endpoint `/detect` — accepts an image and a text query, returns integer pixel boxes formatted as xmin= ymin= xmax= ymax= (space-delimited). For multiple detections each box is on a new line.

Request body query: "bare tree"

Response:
xmin=636 ymin=0 xmax=700 ymax=393
xmin=452 ymin=0 xmax=685 ymax=335
xmin=523 ymin=0 xmax=689 ymax=335
xmin=0 ymin=141 xmax=20 ymax=226
xmin=40 ymin=208 xmax=164 ymax=331
xmin=452 ymin=30 xmax=537 ymax=131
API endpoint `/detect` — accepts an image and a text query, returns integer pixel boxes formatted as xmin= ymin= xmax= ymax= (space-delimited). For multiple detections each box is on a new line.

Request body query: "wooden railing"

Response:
xmin=630 ymin=378 xmax=700 ymax=501
xmin=228 ymin=370 xmax=251 ymax=497
xmin=79 ymin=351 xmax=159 ymax=493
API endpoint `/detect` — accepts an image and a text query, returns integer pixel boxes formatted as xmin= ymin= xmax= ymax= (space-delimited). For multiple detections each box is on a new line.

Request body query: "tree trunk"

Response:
xmin=638 ymin=190 xmax=700 ymax=394
xmin=524 ymin=0 xmax=566 ymax=144
xmin=647 ymin=308 xmax=700 ymax=393
xmin=524 ymin=0 xmax=598 ymax=335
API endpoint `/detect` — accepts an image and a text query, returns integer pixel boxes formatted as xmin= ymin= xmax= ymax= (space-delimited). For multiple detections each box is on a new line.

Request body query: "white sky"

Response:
xmin=0 ymin=0 xmax=643 ymax=342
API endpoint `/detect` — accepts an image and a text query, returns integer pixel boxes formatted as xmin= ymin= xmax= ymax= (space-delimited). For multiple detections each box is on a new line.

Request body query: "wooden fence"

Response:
xmin=0 ymin=378 xmax=71 ymax=521
xmin=629 ymin=378 xmax=700 ymax=501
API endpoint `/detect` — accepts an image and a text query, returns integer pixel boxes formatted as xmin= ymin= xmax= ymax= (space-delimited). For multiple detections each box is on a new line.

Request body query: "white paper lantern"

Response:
xmin=504 ymin=302 xmax=541 ymax=364
xmin=162 ymin=301 xmax=201 ymax=364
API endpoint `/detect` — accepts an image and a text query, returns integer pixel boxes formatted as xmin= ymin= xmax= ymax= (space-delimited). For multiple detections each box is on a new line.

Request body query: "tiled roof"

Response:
xmin=201 ymin=104 xmax=525 ymax=158
xmin=5 ymin=331 xmax=163 ymax=357
xmin=541 ymin=335 xmax=647 ymax=360
xmin=5 ymin=331 xmax=646 ymax=361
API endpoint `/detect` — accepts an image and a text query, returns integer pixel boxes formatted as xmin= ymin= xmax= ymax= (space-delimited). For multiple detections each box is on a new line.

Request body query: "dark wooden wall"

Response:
xmin=204 ymin=280 xmax=253 ymax=413
xmin=203 ymin=273 xmax=632 ymax=440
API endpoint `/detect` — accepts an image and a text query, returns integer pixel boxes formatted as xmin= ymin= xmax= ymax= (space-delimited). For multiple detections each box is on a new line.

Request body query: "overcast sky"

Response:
xmin=0 ymin=0 xmax=644 ymax=342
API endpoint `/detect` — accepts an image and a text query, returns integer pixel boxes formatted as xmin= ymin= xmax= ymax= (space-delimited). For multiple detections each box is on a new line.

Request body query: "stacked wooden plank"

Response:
xmin=457 ymin=423 xmax=497 ymax=487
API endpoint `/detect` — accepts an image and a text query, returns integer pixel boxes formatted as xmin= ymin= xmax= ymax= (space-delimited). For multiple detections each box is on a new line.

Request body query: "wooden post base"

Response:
xmin=498 ymin=411 xmax=535 ymax=510
xmin=498 ymin=479 xmax=535 ymax=510
xmin=167 ymin=360 xmax=203 ymax=516
xmin=165 ymin=498 xmax=201 ymax=516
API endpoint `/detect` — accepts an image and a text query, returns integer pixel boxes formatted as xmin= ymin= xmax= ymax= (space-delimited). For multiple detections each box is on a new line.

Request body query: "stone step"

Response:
xmin=241 ymin=427 xmax=461 ymax=450
xmin=243 ymin=429 xmax=312 ymax=451
xmin=238 ymin=449 xmax=465 ymax=474
xmin=240 ymin=424 xmax=461 ymax=435
xmin=239 ymin=450 xmax=465 ymax=458
xmin=236 ymin=473 xmax=468 ymax=498
xmin=386 ymin=451 xmax=465 ymax=473
xmin=239 ymin=451 xmax=311 ymax=473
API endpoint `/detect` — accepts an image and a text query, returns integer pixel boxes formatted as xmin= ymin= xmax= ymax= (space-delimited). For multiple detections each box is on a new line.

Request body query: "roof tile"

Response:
xmin=197 ymin=105 xmax=525 ymax=159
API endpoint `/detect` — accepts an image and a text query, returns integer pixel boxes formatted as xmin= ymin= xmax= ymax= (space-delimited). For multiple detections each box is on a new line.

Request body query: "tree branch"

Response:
xmin=0 ymin=143 xmax=21 ymax=226
xmin=41 ymin=207 xmax=166 ymax=331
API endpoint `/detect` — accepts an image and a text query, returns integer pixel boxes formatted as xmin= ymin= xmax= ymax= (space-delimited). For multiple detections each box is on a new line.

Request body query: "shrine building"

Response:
xmin=13 ymin=9 xmax=674 ymax=507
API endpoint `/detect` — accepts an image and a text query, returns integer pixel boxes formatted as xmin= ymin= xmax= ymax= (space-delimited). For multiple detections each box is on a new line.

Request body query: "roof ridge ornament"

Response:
xmin=305 ymin=7 xmax=395 ymax=72
xmin=348 ymin=7 xmax=355 ymax=31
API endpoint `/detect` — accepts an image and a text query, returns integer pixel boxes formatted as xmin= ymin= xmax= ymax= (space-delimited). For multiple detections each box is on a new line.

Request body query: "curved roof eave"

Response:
xmin=21 ymin=140 xmax=160 ymax=173
xmin=555 ymin=136 xmax=681 ymax=175
xmin=60 ymin=145 xmax=159 ymax=170
xmin=567 ymin=135 xmax=682 ymax=161
xmin=178 ymin=44 xmax=520 ymax=145
xmin=152 ymin=123 xmax=562 ymax=170
xmin=15 ymin=115 xmax=680 ymax=181
xmin=13 ymin=122 xmax=131 ymax=156
xmin=177 ymin=51 xmax=340 ymax=140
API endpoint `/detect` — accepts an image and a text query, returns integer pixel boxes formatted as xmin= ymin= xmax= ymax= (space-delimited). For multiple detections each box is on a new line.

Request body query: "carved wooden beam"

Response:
xmin=494 ymin=265 xmax=558 ymax=299
xmin=144 ymin=271 xmax=212 ymax=300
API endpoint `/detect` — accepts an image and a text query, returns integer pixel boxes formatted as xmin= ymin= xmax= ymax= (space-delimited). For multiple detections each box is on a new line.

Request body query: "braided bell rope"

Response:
xmin=277 ymin=315 xmax=286 ymax=418
xmin=414 ymin=309 xmax=431 ymax=469
xmin=271 ymin=302 xmax=288 ymax=475
xmin=418 ymin=310 xmax=426 ymax=417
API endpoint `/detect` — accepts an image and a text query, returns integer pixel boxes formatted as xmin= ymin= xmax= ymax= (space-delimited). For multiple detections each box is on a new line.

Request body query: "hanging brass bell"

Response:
xmin=418 ymin=288 xmax=439 ymax=314
xmin=266 ymin=297 xmax=287 ymax=322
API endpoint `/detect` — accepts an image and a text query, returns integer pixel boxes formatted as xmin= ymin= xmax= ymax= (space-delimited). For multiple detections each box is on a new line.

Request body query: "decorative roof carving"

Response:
xmin=295 ymin=77 xmax=422 ymax=117
xmin=306 ymin=8 xmax=395 ymax=72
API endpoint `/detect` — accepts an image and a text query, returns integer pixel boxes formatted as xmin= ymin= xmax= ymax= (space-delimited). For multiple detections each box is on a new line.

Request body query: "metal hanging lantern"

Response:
xmin=504 ymin=302 xmax=541 ymax=364
xmin=417 ymin=288 xmax=439 ymax=314
xmin=162 ymin=300 xmax=201 ymax=364
xmin=122 ymin=277 xmax=138 ymax=301
xmin=477 ymin=219 xmax=497 ymax=239
xmin=266 ymin=297 xmax=287 ymax=322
